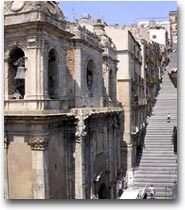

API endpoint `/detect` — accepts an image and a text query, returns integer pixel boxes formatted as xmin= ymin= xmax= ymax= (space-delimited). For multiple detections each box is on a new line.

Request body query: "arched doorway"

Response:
xmin=8 ymin=47 xmax=25 ymax=99
xmin=98 ymin=183 xmax=108 ymax=199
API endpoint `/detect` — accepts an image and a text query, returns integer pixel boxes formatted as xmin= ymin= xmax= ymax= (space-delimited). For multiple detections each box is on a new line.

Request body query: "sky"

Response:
xmin=59 ymin=1 xmax=177 ymax=26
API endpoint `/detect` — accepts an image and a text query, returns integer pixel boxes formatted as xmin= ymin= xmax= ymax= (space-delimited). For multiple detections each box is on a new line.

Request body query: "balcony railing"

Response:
xmin=4 ymin=99 xmax=69 ymax=112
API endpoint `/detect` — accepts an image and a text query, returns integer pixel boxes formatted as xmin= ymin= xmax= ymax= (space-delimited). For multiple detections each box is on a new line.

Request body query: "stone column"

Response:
xmin=4 ymin=136 xmax=9 ymax=199
xmin=29 ymin=136 xmax=49 ymax=199
xmin=74 ymin=110 xmax=88 ymax=199
xmin=4 ymin=57 xmax=9 ymax=100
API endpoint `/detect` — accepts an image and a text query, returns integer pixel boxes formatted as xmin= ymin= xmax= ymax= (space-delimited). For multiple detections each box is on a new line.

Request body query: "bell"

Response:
xmin=14 ymin=66 xmax=25 ymax=79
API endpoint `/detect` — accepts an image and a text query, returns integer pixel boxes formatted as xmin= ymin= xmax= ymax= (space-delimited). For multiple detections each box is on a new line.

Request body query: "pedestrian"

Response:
xmin=167 ymin=113 xmax=171 ymax=123
xmin=149 ymin=184 xmax=156 ymax=199
xmin=12 ymin=89 xmax=22 ymax=99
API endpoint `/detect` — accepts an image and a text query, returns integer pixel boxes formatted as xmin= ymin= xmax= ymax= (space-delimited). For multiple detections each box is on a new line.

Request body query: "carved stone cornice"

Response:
xmin=28 ymin=137 xmax=49 ymax=151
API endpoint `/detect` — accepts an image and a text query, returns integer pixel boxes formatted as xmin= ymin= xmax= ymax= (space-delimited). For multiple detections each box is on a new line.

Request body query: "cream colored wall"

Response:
xmin=117 ymin=54 xmax=130 ymax=79
xmin=149 ymin=29 xmax=167 ymax=46
xmin=105 ymin=26 xmax=128 ymax=50
xmin=74 ymin=45 xmax=103 ymax=108
xmin=117 ymin=80 xmax=131 ymax=143
xmin=48 ymin=132 xmax=67 ymax=199
xmin=7 ymin=136 xmax=33 ymax=199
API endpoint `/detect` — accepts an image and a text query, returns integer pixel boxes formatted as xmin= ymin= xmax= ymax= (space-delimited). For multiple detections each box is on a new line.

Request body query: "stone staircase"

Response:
xmin=133 ymin=72 xmax=177 ymax=199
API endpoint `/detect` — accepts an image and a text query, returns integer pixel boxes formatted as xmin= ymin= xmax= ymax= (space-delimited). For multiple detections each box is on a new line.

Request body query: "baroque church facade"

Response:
xmin=4 ymin=1 xmax=124 ymax=199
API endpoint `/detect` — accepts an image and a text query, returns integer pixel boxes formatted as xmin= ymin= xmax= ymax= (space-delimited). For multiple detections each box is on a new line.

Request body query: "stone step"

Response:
xmin=139 ymin=163 xmax=177 ymax=170
xmin=143 ymin=148 xmax=174 ymax=151
xmin=136 ymin=162 xmax=177 ymax=167
xmin=139 ymin=155 xmax=177 ymax=159
xmin=144 ymin=145 xmax=174 ymax=148
xmin=145 ymin=136 xmax=173 ymax=139
xmin=145 ymin=134 xmax=173 ymax=137
xmin=142 ymin=152 xmax=176 ymax=156
xmin=134 ymin=173 xmax=177 ymax=179
xmin=134 ymin=170 xmax=177 ymax=175
xmin=143 ymin=141 xmax=173 ymax=144
xmin=144 ymin=141 xmax=173 ymax=144
xmin=140 ymin=156 xmax=176 ymax=159
xmin=139 ymin=157 xmax=177 ymax=163
xmin=134 ymin=178 xmax=177 ymax=184
xmin=134 ymin=182 xmax=176 ymax=187
xmin=132 ymin=70 xmax=177 ymax=199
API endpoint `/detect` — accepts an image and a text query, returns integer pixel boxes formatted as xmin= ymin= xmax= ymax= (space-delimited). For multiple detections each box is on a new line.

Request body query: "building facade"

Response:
xmin=78 ymin=16 xmax=166 ymax=187
xmin=4 ymin=1 xmax=123 ymax=199
xmin=169 ymin=11 xmax=177 ymax=47
xmin=104 ymin=26 xmax=147 ymax=185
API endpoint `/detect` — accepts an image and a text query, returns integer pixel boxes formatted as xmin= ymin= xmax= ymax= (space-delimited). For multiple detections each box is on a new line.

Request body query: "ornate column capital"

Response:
xmin=28 ymin=137 xmax=49 ymax=151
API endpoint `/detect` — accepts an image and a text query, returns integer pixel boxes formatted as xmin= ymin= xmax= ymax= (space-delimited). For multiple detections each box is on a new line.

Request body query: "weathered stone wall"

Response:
xmin=7 ymin=136 xmax=32 ymax=199
xmin=84 ymin=113 xmax=122 ymax=199
xmin=48 ymin=132 xmax=66 ymax=198
xmin=73 ymin=43 xmax=103 ymax=108
xmin=4 ymin=114 xmax=76 ymax=199
xmin=4 ymin=1 xmax=125 ymax=200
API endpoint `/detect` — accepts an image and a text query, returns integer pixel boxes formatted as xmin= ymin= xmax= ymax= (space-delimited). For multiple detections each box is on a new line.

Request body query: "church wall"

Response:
xmin=74 ymin=43 xmax=104 ymax=108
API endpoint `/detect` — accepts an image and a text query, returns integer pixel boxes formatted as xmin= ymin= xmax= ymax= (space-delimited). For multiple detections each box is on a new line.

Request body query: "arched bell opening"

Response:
xmin=48 ymin=49 xmax=59 ymax=99
xmin=8 ymin=47 xmax=25 ymax=99
xmin=86 ymin=59 xmax=95 ymax=93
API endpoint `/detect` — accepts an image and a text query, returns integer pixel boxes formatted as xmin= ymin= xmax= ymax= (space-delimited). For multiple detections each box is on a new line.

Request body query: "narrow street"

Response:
xmin=133 ymin=49 xmax=177 ymax=199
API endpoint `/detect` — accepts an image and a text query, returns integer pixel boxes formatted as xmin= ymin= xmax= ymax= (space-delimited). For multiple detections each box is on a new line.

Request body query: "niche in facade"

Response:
xmin=48 ymin=49 xmax=58 ymax=99
xmin=8 ymin=47 xmax=25 ymax=99
xmin=86 ymin=59 xmax=95 ymax=92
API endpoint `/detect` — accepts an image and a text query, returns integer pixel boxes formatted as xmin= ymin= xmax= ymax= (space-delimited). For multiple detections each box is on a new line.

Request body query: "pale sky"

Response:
xmin=59 ymin=1 xmax=177 ymax=26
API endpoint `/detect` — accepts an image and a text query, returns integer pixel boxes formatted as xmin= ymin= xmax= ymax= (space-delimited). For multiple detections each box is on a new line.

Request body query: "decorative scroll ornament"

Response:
xmin=10 ymin=1 xmax=25 ymax=12
xmin=75 ymin=110 xmax=89 ymax=143
xmin=47 ymin=1 xmax=57 ymax=15
xmin=29 ymin=137 xmax=49 ymax=151
xmin=66 ymin=49 xmax=75 ymax=77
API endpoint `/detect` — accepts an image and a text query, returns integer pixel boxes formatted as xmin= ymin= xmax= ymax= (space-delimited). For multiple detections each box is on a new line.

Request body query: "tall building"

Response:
xmin=78 ymin=18 xmax=149 ymax=186
xmin=4 ymin=1 xmax=123 ymax=199
xmin=169 ymin=11 xmax=177 ymax=47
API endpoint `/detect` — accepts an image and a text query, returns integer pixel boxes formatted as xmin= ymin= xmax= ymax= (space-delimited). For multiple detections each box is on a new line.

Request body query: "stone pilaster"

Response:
xmin=4 ymin=136 xmax=9 ymax=198
xmin=4 ymin=57 xmax=9 ymax=100
xmin=74 ymin=110 xmax=89 ymax=199
xmin=28 ymin=136 xmax=49 ymax=199
xmin=126 ymin=143 xmax=134 ymax=187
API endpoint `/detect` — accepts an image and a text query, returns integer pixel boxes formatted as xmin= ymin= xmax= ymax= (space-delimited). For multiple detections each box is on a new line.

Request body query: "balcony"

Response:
xmin=4 ymin=99 xmax=69 ymax=113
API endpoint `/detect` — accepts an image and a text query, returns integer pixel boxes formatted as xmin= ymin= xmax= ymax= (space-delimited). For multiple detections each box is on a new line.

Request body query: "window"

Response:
xmin=8 ymin=47 xmax=25 ymax=99
xmin=48 ymin=49 xmax=58 ymax=99
xmin=152 ymin=35 xmax=157 ymax=39
xmin=86 ymin=60 xmax=94 ymax=92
